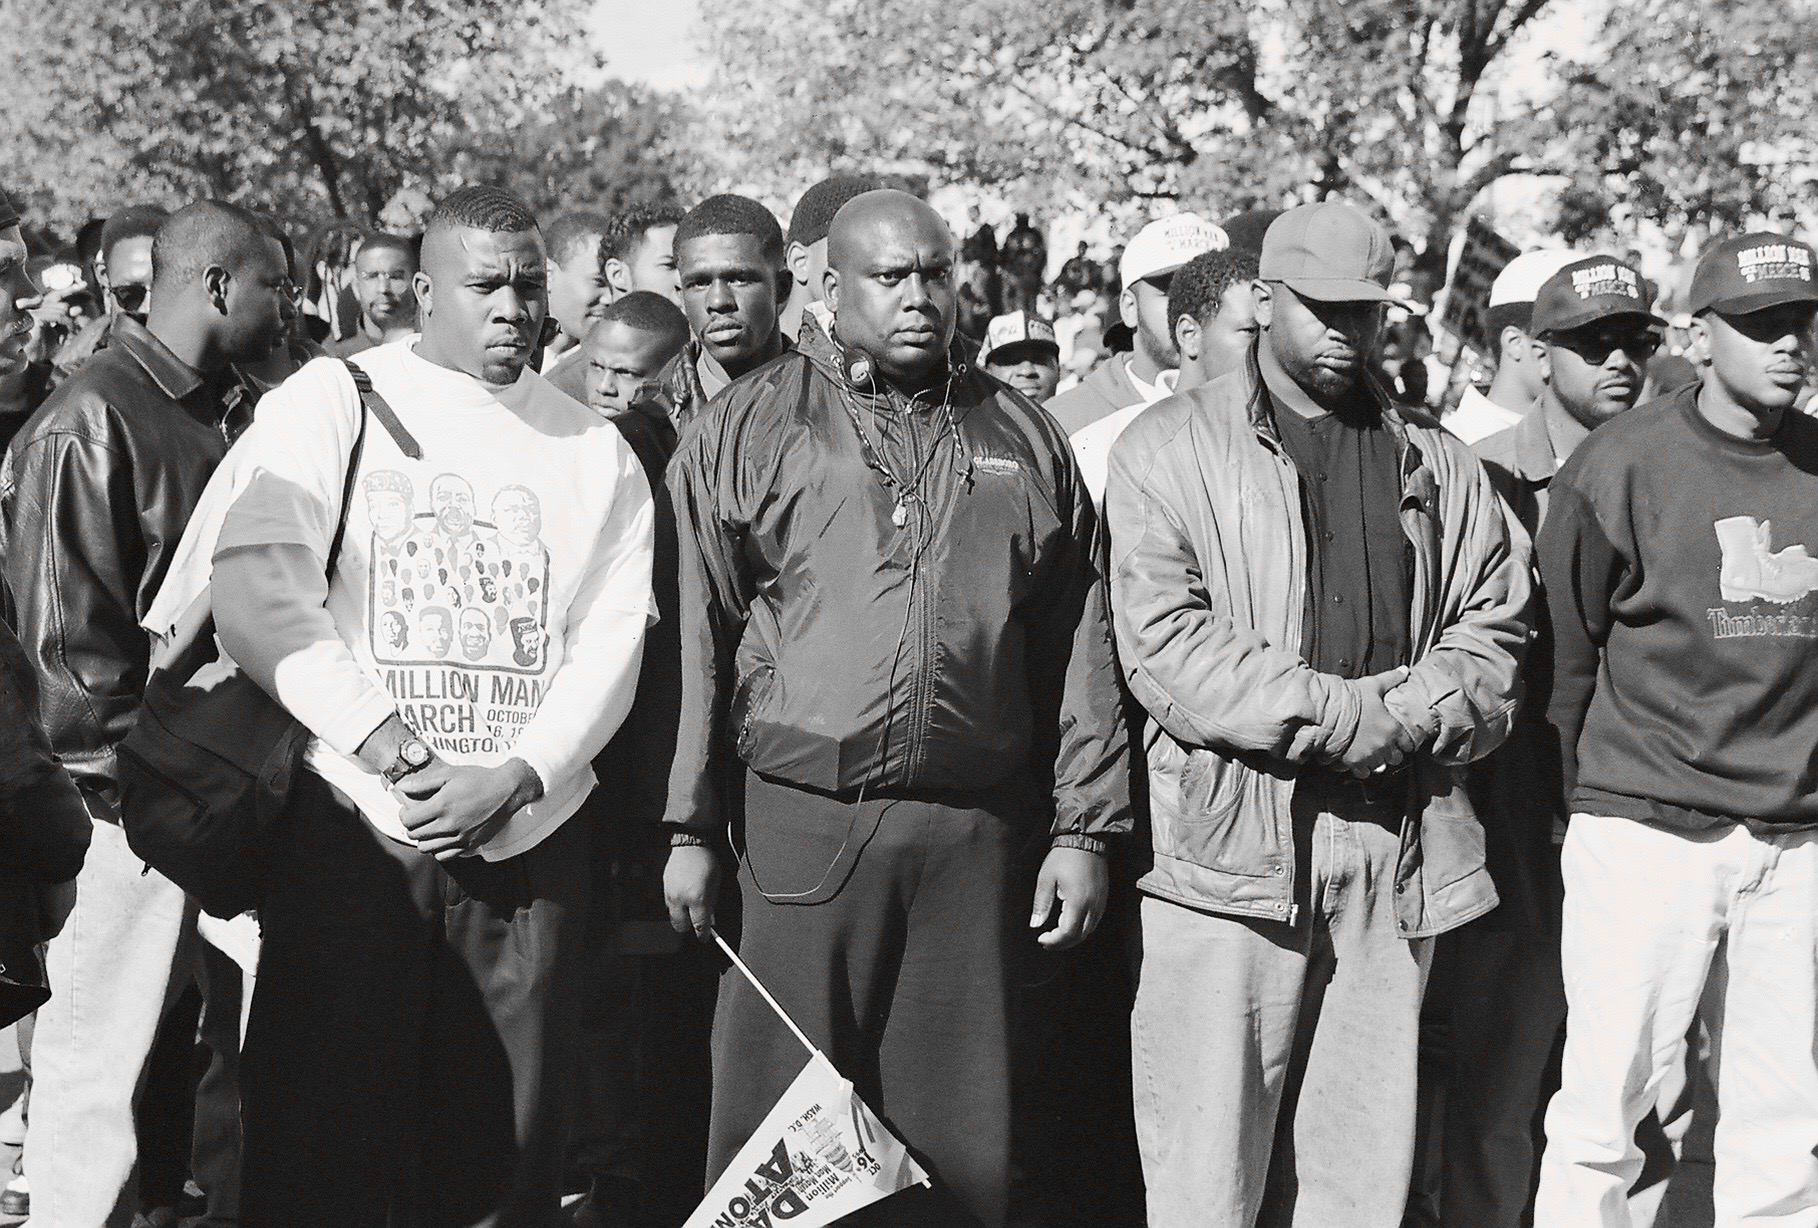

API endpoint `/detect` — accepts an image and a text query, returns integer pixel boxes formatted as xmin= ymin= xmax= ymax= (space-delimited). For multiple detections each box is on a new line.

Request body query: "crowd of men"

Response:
xmin=0 ymin=156 xmax=1815 ymax=1228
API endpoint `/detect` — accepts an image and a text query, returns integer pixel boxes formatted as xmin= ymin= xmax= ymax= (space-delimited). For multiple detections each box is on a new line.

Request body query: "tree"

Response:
xmin=692 ymin=0 xmax=1817 ymax=271
xmin=450 ymin=81 xmax=695 ymax=222
xmin=0 ymin=0 xmax=586 ymax=230
xmin=1542 ymin=0 xmax=1818 ymax=239
xmin=694 ymin=0 xmax=1563 ymax=261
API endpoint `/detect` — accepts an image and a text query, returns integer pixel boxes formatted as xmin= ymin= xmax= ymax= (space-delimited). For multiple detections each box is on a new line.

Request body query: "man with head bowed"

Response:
xmin=201 ymin=184 xmax=655 ymax=1223
xmin=662 ymin=189 xmax=1130 ymax=1226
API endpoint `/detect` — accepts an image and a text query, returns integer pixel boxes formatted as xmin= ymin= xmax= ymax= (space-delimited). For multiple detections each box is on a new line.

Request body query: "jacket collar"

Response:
xmin=1243 ymin=338 xmax=1429 ymax=488
xmin=109 ymin=314 xmax=206 ymax=404
xmin=1502 ymin=404 xmax=1559 ymax=486
xmin=801 ymin=316 xmax=976 ymax=408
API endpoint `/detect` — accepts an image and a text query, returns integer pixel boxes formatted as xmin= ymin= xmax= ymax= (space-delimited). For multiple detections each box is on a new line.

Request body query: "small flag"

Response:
xmin=684 ymin=933 xmax=930 ymax=1228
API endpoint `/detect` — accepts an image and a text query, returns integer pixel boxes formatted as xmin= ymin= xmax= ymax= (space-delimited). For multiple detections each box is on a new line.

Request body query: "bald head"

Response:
xmin=824 ymin=190 xmax=957 ymax=390
xmin=826 ymin=190 xmax=953 ymax=274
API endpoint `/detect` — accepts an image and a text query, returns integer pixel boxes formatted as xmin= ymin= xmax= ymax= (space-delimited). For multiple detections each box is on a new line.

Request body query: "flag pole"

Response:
xmin=712 ymin=928 xmax=824 ymax=1062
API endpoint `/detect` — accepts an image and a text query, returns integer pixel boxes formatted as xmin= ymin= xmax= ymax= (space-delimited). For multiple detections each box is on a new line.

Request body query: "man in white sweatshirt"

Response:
xmin=207 ymin=185 xmax=655 ymax=1225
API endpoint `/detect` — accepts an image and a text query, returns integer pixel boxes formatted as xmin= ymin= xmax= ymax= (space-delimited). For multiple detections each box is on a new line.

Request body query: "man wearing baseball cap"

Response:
xmin=1532 ymin=232 xmax=1818 ymax=1225
xmin=979 ymin=309 xmax=1061 ymax=402
xmin=1105 ymin=199 xmax=1527 ymax=1225
xmin=1446 ymin=248 xmax=1580 ymax=444
xmin=1045 ymin=212 xmax=1225 ymax=438
xmin=1426 ymin=254 xmax=1660 ymax=1228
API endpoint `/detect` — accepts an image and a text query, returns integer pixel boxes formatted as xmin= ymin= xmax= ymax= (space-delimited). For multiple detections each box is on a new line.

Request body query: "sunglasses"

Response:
xmin=111 ymin=283 xmax=150 ymax=314
xmin=1546 ymin=327 xmax=1661 ymax=365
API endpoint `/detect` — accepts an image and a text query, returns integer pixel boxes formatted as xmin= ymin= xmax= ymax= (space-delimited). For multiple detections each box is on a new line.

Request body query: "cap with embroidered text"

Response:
xmin=1531 ymin=256 xmax=1663 ymax=337
xmin=979 ymin=311 xmax=1059 ymax=364
xmin=1259 ymin=201 xmax=1395 ymax=303
xmin=1689 ymin=232 xmax=1818 ymax=316
xmin=1120 ymin=214 xmax=1227 ymax=287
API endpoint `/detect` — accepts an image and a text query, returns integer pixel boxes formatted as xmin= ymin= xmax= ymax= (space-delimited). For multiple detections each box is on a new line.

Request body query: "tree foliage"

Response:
xmin=694 ymin=0 xmax=1818 ymax=262
xmin=451 ymin=81 xmax=694 ymax=222
xmin=0 ymin=0 xmax=587 ymax=231
xmin=1541 ymin=0 xmax=1818 ymax=236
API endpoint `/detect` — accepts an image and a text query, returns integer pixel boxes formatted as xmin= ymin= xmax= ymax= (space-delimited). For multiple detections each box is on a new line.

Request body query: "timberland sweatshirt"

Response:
xmin=1537 ymin=383 xmax=1818 ymax=829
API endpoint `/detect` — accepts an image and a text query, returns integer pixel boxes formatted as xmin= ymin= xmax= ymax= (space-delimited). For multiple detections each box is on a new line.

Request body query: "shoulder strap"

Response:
xmin=341 ymin=360 xmax=424 ymax=460
xmin=324 ymin=399 xmax=368 ymax=579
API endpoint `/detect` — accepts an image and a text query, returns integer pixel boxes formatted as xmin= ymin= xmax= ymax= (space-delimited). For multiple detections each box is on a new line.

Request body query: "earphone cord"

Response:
xmin=743 ymin=372 xmax=960 ymax=905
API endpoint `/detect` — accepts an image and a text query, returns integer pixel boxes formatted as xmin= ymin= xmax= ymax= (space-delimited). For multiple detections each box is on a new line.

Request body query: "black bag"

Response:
xmin=118 ymin=362 xmax=420 ymax=918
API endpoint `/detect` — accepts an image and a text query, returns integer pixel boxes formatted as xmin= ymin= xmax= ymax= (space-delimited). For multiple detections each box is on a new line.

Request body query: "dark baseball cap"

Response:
xmin=1531 ymin=256 xmax=1663 ymax=336
xmin=1688 ymin=232 xmax=1818 ymax=316
xmin=1259 ymin=201 xmax=1395 ymax=303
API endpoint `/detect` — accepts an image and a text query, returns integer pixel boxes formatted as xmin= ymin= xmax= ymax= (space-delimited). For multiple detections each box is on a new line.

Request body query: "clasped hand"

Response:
xmin=393 ymin=758 xmax=543 ymax=862
xmin=1332 ymin=667 xmax=1419 ymax=778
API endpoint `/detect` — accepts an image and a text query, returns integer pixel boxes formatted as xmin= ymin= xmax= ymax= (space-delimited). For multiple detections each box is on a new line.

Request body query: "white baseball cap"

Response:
xmin=1120 ymin=214 xmax=1229 ymax=287
xmin=1487 ymin=249 xmax=1580 ymax=308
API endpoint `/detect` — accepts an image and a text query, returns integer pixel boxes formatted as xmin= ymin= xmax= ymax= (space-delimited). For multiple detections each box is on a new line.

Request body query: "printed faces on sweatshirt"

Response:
xmin=215 ymin=342 xmax=655 ymax=855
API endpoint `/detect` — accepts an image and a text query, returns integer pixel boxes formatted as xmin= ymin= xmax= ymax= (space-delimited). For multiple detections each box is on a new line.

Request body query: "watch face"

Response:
xmin=402 ymin=739 xmax=431 ymax=768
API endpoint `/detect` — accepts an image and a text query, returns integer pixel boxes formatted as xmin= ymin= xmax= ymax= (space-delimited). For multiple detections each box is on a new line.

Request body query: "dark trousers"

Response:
xmin=193 ymin=942 xmax=244 ymax=1226
xmin=240 ymin=773 xmax=590 ymax=1228
xmin=707 ymin=771 xmax=1036 ymax=1228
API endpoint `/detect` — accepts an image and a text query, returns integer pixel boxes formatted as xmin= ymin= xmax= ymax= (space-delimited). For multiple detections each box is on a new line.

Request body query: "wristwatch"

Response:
xmin=381 ymin=736 xmax=433 ymax=785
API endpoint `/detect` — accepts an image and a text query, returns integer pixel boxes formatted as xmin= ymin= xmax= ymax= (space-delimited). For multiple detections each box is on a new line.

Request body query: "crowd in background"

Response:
xmin=0 ymin=150 xmax=1814 ymax=1228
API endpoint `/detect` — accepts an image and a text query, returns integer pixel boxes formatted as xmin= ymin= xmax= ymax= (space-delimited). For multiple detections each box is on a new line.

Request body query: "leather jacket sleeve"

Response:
xmin=1105 ymin=422 xmax=1363 ymax=763
xmin=0 ymin=584 xmax=92 ymax=883
xmin=1381 ymin=437 xmax=1532 ymax=767
xmin=1 ymin=428 xmax=149 ymax=813
xmin=1022 ymin=427 xmax=1132 ymax=847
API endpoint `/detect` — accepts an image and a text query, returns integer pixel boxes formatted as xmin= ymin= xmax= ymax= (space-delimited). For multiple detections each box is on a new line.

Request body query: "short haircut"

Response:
xmin=423 ymin=186 xmax=539 ymax=246
xmin=674 ymin=194 xmax=784 ymax=265
xmin=254 ymin=213 xmax=299 ymax=278
xmin=599 ymin=290 xmax=689 ymax=341
xmin=604 ymin=203 xmax=684 ymax=262
xmin=787 ymin=175 xmax=884 ymax=249
xmin=1485 ymin=301 xmax=1532 ymax=343
xmin=150 ymin=201 xmax=279 ymax=288
xmin=356 ymin=232 xmax=418 ymax=267
xmin=545 ymin=211 xmax=611 ymax=268
xmin=100 ymin=205 xmax=170 ymax=263
xmin=1168 ymin=248 xmax=1259 ymax=330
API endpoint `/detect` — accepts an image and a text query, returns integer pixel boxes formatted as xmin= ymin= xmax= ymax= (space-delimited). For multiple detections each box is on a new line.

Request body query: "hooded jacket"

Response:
xmin=665 ymin=322 xmax=1130 ymax=848
xmin=1104 ymin=346 xmax=1530 ymax=937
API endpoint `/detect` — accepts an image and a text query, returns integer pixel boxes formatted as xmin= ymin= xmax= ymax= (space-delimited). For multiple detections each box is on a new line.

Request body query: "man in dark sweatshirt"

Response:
xmin=1533 ymin=233 xmax=1818 ymax=1225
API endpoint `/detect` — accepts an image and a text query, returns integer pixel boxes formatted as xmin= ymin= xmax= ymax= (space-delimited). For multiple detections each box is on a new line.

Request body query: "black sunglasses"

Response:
xmin=1547 ymin=326 xmax=1661 ymax=365
xmin=111 ymin=283 xmax=150 ymax=314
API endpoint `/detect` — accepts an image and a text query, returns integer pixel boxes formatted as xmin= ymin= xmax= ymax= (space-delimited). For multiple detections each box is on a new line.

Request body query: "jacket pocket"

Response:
xmin=1177 ymin=747 xmax=1245 ymax=824
xmin=732 ymin=663 xmax=779 ymax=762
xmin=1420 ymin=813 xmax=1488 ymax=891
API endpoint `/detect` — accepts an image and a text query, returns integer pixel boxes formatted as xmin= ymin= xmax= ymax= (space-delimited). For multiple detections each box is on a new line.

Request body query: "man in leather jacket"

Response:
xmin=0 ymin=200 xmax=292 ymax=1228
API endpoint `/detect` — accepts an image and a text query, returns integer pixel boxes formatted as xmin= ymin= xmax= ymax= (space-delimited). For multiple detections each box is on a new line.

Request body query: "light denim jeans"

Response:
xmin=24 ymin=817 xmax=196 ymax=1227
xmin=1129 ymin=794 xmax=1434 ymax=1228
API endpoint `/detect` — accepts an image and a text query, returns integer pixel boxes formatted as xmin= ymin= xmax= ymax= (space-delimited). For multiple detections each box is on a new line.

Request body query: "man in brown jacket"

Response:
xmin=1105 ymin=201 xmax=1529 ymax=1227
